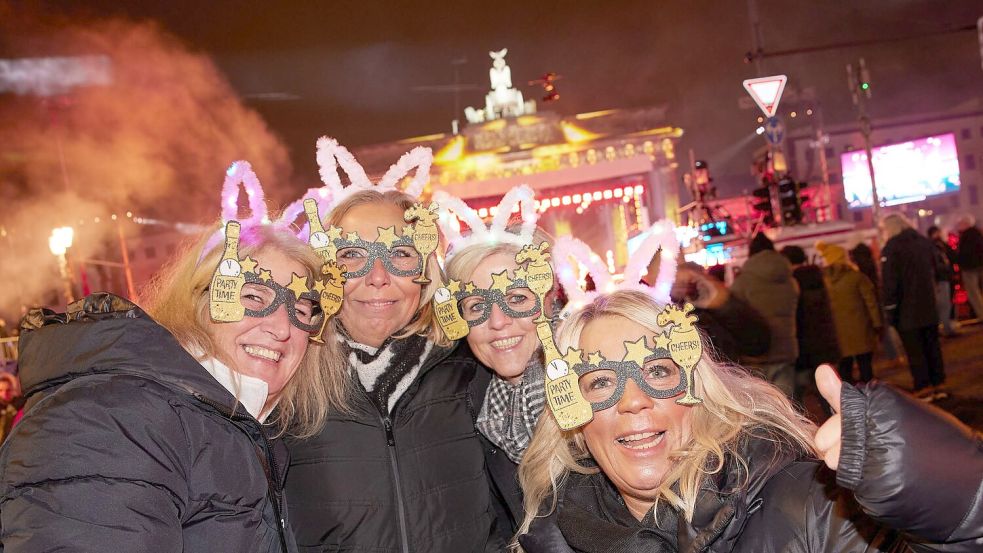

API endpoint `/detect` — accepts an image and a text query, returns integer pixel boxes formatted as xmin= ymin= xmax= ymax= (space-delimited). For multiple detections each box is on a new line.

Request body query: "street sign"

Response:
xmin=763 ymin=116 xmax=785 ymax=145
xmin=743 ymin=74 xmax=788 ymax=117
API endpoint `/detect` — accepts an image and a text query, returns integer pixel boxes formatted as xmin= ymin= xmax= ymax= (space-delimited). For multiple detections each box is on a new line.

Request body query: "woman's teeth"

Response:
xmin=244 ymin=345 xmax=281 ymax=362
xmin=617 ymin=431 xmax=665 ymax=450
xmin=491 ymin=336 xmax=521 ymax=350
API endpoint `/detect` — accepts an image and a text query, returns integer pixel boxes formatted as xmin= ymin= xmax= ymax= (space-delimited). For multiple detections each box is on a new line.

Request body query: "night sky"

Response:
xmin=11 ymin=1 xmax=983 ymax=190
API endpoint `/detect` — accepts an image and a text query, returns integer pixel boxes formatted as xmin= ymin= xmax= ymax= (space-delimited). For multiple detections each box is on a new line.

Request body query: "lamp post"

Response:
xmin=48 ymin=226 xmax=75 ymax=304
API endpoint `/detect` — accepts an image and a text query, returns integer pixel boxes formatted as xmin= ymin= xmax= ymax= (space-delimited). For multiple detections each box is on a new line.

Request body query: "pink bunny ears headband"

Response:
xmin=200 ymin=137 xmax=434 ymax=259
xmin=552 ymin=220 xmax=680 ymax=318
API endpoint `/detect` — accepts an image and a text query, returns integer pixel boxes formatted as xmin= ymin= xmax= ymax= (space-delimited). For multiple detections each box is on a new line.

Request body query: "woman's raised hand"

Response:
xmin=814 ymin=364 xmax=843 ymax=470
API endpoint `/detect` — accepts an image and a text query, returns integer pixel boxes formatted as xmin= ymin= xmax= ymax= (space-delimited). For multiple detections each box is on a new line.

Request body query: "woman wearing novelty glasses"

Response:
xmin=285 ymin=189 xmax=495 ymax=553
xmin=0 ymin=221 xmax=346 ymax=552
xmin=517 ymin=290 xmax=983 ymax=553
xmin=444 ymin=226 xmax=555 ymax=544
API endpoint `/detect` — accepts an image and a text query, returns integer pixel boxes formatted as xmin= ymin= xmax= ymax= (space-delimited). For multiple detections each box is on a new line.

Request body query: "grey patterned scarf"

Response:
xmin=476 ymin=353 xmax=546 ymax=463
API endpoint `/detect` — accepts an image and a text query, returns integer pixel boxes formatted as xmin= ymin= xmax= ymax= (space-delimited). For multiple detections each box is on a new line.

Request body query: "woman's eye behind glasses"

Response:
xmin=241 ymin=284 xmax=275 ymax=310
xmin=643 ymin=361 xmax=682 ymax=390
xmin=389 ymin=246 xmax=420 ymax=271
xmin=580 ymin=370 xmax=617 ymax=402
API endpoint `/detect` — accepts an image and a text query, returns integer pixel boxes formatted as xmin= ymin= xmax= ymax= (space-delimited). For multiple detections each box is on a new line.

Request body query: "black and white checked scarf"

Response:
xmin=476 ymin=354 xmax=546 ymax=464
xmin=344 ymin=333 xmax=434 ymax=414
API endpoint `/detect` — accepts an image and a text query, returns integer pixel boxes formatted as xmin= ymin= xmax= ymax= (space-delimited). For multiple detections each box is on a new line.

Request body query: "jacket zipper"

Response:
xmin=194 ymin=393 xmax=290 ymax=553
xmin=360 ymin=343 xmax=456 ymax=553
xmin=383 ymin=415 xmax=411 ymax=553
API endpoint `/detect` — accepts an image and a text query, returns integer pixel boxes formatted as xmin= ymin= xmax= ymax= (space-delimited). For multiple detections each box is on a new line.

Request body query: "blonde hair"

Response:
xmin=516 ymin=290 xmax=818 ymax=541
xmin=326 ymin=189 xmax=449 ymax=347
xmin=879 ymin=212 xmax=911 ymax=239
xmin=144 ymin=223 xmax=350 ymax=438
xmin=445 ymin=226 xmax=554 ymax=285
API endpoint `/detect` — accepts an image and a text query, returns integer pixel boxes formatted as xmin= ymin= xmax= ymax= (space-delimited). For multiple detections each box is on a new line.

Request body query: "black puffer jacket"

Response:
xmin=0 ymin=294 xmax=296 ymax=552
xmin=519 ymin=382 xmax=983 ymax=552
xmin=285 ymin=340 xmax=493 ymax=553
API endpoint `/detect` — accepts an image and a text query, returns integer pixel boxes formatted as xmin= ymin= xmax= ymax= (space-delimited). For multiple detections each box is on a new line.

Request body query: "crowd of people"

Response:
xmin=0 ymin=139 xmax=980 ymax=553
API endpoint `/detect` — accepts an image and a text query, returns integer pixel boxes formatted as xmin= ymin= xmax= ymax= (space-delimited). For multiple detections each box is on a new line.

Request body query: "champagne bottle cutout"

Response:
xmin=433 ymin=280 xmax=469 ymax=341
xmin=404 ymin=202 xmax=440 ymax=284
xmin=656 ymin=302 xmax=704 ymax=406
xmin=515 ymin=242 xmax=553 ymax=323
xmin=311 ymin=261 xmax=346 ymax=344
xmin=537 ymin=321 xmax=594 ymax=430
xmin=304 ymin=198 xmax=337 ymax=262
xmin=210 ymin=221 xmax=246 ymax=322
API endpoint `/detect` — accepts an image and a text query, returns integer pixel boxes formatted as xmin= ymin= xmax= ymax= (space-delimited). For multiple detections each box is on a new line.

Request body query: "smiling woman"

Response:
xmin=516 ymin=290 xmax=983 ymax=553
xmin=284 ymin=187 xmax=495 ymax=553
xmin=0 ymin=217 xmax=348 ymax=553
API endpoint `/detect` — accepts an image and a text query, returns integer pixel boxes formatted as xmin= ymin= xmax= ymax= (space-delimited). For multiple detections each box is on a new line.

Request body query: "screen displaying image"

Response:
xmin=841 ymin=133 xmax=960 ymax=209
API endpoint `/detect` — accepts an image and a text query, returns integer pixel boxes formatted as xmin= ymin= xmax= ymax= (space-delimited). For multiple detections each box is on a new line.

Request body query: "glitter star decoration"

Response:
xmin=286 ymin=273 xmax=310 ymax=299
xmin=346 ymin=231 xmax=360 ymax=242
xmin=587 ymin=351 xmax=604 ymax=366
xmin=513 ymin=266 xmax=529 ymax=282
xmin=313 ymin=279 xmax=326 ymax=294
xmin=376 ymin=226 xmax=399 ymax=249
xmin=464 ymin=282 xmax=476 ymax=294
xmin=490 ymin=270 xmax=513 ymax=294
xmin=561 ymin=347 xmax=584 ymax=367
xmin=257 ymin=269 xmax=273 ymax=283
xmin=401 ymin=224 xmax=415 ymax=238
xmin=446 ymin=279 xmax=462 ymax=295
xmin=622 ymin=336 xmax=652 ymax=367
xmin=653 ymin=332 xmax=671 ymax=352
xmin=240 ymin=256 xmax=259 ymax=274
xmin=326 ymin=226 xmax=343 ymax=241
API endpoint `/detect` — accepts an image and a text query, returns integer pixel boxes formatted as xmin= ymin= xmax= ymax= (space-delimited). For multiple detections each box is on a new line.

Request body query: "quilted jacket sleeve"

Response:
xmin=837 ymin=381 xmax=983 ymax=551
xmin=0 ymin=377 xmax=190 ymax=552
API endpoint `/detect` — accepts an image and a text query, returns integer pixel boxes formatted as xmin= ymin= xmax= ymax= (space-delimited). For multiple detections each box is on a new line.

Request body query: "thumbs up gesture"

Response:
xmin=814 ymin=364 xmax=843 ymax=470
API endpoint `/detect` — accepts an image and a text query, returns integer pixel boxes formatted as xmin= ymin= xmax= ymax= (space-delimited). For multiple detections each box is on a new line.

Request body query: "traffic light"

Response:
xmin=777 ymin=176 xmax=807 ymax=225
xmin=751 ymin=185 xmax=774 ymax=226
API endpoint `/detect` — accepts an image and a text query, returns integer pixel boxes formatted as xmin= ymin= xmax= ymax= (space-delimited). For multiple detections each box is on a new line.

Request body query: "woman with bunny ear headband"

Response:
xmin=515 ymin=289 xmax=983 ymax=553
xmin=284 ymin=137 xmax=495 ymax=553
xmin=0 ymin=161 xmax=349 ymax=553
xmin=442 ymin=193 xmax=557 ymax=544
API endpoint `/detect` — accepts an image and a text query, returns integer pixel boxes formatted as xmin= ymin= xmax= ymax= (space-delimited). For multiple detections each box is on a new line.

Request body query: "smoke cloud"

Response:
xmin=0 ymin=7 xmax=294 ymax=318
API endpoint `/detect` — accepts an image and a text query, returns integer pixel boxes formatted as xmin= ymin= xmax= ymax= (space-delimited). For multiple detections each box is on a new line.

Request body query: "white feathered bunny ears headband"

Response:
xmin=316 ymin=136 xmax=432 ymax=207
xmin=433 ymin=184 xmax=539 ymax=260
xmin=552 ymin=220 xmax=681 ymax=317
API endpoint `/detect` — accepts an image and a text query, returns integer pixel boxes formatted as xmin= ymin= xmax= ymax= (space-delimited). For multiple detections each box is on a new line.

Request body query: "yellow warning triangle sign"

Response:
xmin=743 ymin=75 xmax=788 ymax=117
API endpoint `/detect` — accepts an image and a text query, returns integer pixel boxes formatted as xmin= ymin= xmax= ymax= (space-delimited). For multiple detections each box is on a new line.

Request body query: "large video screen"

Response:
xmin=841 ymin=133 xmax=960 ymax=209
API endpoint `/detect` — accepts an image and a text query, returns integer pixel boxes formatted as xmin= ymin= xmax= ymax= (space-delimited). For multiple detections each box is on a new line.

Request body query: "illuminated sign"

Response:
xmin=742 ymin=75 xmax=788 ymax=117
xmin=841 ymin=133 xmax=960 ymax=209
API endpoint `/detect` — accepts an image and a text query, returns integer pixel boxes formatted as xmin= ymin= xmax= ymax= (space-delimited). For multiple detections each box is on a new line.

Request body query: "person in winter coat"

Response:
xmin=880 ymin=213 xmax=946 ymax=400
xmin=0 ymin=222 xmax=347 ymax=553
xmin=730 ymin=233 xmax=799 ymax=395
xmin=443 ymin=226 xmax=556 ymax=547
xmin=929 ymin=225 xmax=959 ymax=336
xmin=779 ymin=245 xmax=840 ymax=397
xmin=816 ymin=242 xmax=882 ymax=384
xmin=669 ymin=264 xmax=771 ymax=365
xmin=955 ymin=214 xmax=983 ymax=320
xmin=284 ymin=188 xmax=494 ymax=553
xmin=515 ymin=290 xmax=983 ymax=553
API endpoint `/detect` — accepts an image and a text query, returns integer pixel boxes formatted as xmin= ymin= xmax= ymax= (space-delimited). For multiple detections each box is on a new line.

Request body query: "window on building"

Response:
xmin=970 ymin=184 xmax=979 ymax=206
xmin=145 ymin=246 xmax=157 ymax=259
xmin=966 ymin=154 xmax=978 ymax=171
xmin=962 ymin=128 xmax=972 ymax=140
